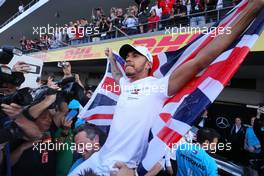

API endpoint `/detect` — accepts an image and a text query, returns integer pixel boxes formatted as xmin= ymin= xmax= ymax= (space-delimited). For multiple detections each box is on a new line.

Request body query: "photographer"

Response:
xmin=9 ymin=80 xmax=74 ymax=176
xmin=92 ymin=7 xmax=104 ymax=25
xmin=109 ymin=8 xmax=125 ymax=38
xmin=60 ymin=61 xmax=84 ymax=89
xmin=99 ymin=15 xmax=111 ymax=40
xmin=122 ymin=10 xmax=139 ymax=35
xmin=0 ymin=62 xmax=43 ymax=143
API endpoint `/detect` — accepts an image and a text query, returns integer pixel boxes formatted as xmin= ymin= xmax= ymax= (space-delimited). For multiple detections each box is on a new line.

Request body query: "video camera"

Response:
xmin=0 ymin=66 xmax=25 ymax=89
xmin=57 ymin=61 xmax=70 ymax=69
xmin=0 ymin=45 xmax=25 ymax=89
xmin=0 ymin=45 xmax=31 ymax=117
xmin=0 ymin=45 xmax=23 ymax=65
xmin=31 ymin=76 xmax=87 ymax=108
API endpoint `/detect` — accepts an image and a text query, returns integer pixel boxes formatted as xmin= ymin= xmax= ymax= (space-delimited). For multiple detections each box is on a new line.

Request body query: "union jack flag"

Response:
xmin=78 ymin=0 xmax=264 ymax=172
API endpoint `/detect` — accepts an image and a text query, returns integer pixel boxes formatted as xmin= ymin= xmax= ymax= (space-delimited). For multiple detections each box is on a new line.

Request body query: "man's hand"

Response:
xmin=105 ymin=48 xmax=115 ymax=59
xmin=111 ymin=162 xmax=134 ymax=176
xmin=250 ymin=0 xmax=264 ymax=6
xmin=12 ymin=62 xmax=31 ymax=73
xmin=74 ymin=73 xmax=85 ymax=88
xmin=1 ymin=103 xmax=23 ymax=119
xmin=105 ymin=48 xmax=122 ymax=84
xmin=61 ymin=118 xmax=72 ymax=129
xmin=75 ymin=74 xmax=80 ymax=82
xmin=47 ymin=76 xmax=60 ymax=90
xmin=257 ymin=106 xmax=264 ymax=114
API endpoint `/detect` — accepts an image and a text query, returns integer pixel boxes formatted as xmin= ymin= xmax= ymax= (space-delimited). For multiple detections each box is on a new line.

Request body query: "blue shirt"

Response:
xmin=245 ymin=127 xmax=261 ymax=153
xmin=176 ymin=143 xmax=218 ymax=176
xmin=68 ymin=158 xmax=84 ymax=174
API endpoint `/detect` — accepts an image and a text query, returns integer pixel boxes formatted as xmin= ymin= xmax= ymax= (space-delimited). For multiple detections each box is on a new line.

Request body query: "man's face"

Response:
xmin=62 ymin=62 xmax=71 ymax=76
xmin=209 ymin=138 xmax=219 ymax=152
xmin=251 ymin=117 xmax=256 ymax=126
xmin=124 ymin=51 xmax=151 ymax=78
xmin=74 ymin=131 xmax=99 ymax=159
xmin=235 ymin=118 xmax=241 ymax=126
xmin=117 ymin=9 xmax=123 ymax=16
xmin=96 ymin=10 xmax=101 ymax=16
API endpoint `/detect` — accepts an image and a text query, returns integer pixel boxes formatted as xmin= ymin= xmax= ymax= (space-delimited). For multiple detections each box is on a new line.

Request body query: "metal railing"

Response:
xmin=24 ymin=5 xmax=235 ymax=53
xmin=0 ymin=0 xmax=40 ymax=29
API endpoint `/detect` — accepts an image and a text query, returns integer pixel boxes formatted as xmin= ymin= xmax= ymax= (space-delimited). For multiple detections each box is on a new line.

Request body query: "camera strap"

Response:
xmin=22 ymin=107 xmax=36 ymax=121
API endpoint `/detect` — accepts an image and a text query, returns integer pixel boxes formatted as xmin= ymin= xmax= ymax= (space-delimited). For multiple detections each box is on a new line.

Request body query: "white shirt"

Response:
xmin=123 ymin=17 xmax=138 ymax=29
xmin=67 ymin=27 xmax=76 ymax=39
xmin=70 ymin=76 xmax=170 ymax=175
xmin=150 ymin=5 xmax=162 ymax=17
xmin=99 ymin=76 xmax=170 ymax=169
xmin=235 ymin=125 xmax=241 ymax=133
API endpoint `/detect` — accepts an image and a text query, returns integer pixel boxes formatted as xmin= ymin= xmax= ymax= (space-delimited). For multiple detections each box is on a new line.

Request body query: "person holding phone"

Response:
xmin=59 ymin=61 xmax=84 ymax=88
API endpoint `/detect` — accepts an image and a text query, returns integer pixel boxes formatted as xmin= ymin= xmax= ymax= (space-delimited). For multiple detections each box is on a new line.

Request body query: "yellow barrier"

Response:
xmin=29 ymin=33 xmax=199 ymax=62
xmin=251 ymin=31 xmax=264 ymax=52
xmin=29 ymin=31 xmax=263 ymax=62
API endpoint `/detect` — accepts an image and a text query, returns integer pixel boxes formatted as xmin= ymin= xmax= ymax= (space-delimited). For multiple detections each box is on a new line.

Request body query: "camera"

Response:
xmin=31 ymin=76 xmax=87 ymax=108
xmin=57 ymin=61 xmax=70 ymax=68
xmin=0 ymin=87 xmax=33 ymax=118
xmin=0 ymin=45 xmax=23 ymax=65
xmin=0 ymin=65 xmax=25 ymax=89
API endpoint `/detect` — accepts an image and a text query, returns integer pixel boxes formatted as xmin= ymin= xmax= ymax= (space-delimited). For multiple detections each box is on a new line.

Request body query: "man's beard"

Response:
xmin=125 ymin=61 xmax=147 ymax=77
xmin=125 ymin=70 xmax=135 ymax=77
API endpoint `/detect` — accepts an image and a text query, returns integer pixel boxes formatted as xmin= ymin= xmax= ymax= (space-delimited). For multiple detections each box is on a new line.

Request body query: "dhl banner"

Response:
xmin=29 ymin=31 xmax=263 ymax=62
xmin=251 ymin=30 xmax=264 ymax=52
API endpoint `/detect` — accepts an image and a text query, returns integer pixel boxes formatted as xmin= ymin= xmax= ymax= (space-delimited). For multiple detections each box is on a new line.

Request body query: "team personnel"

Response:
xmin=176 ymin=128 xmax=220 ymax=176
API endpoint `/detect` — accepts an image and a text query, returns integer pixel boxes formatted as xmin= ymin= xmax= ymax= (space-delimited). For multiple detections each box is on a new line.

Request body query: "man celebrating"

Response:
xmin=70 ymin=0 xmax=264 ymax=175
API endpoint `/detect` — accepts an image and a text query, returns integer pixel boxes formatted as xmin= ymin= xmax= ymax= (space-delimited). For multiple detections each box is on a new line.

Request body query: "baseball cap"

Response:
xmin=119 ymin=44 xmax=153 ymax=63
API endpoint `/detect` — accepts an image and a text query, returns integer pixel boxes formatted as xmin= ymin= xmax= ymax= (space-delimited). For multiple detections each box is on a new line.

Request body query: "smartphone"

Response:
xmin=26 ymin=63 xmax=41 ymax=74
xmin=65 ymin=109 xmax=78 ymax=121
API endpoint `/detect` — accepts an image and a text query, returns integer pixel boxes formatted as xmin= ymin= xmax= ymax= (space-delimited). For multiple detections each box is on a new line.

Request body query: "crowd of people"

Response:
xmin=19 ymin=0 xmax=240 ymax=53
xmin=1 ymin=0 xmax=264 ymax=176
xmin=0 ymin=56 xmax=264 ymax=176
xmin=0 ymin=61 xmax=96 ymax=176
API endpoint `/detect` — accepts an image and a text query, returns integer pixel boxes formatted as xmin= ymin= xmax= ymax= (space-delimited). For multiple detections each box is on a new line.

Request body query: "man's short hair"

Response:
xmin=74 ymin=124 xmax=106 ymax=146
xmin=196 ymin=128 xmax=220 ymax=144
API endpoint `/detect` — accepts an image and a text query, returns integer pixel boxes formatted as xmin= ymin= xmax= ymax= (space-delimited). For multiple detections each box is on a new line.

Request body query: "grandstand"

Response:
xmin=0 ymin=0 xmax=263 ymax=125
xmin=1 ymin=0 xmax=263 ymax=114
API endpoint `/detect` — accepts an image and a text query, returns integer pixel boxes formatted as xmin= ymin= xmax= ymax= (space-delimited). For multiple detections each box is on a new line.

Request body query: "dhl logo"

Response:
xmin=132 ymin=33 xmax=199 ymax=54
xmin=64 ymin=47 xmax=101 ymax=60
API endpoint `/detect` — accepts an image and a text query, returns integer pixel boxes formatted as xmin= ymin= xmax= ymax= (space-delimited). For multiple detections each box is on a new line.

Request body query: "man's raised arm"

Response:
xmin=167 ymin=0 xmax=263 ymax=96
xmin=105 ymin=48 xmax=123 ymax=84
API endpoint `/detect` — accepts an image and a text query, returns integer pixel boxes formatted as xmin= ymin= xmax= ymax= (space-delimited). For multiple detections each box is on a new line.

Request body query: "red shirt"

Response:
xmin=75 ymin=26 xmax=83 ymax=39
xmin=148 ymin=15 xmax=160 ymax=30
xmin=158 ymin=0 xmax=175 ymax=16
